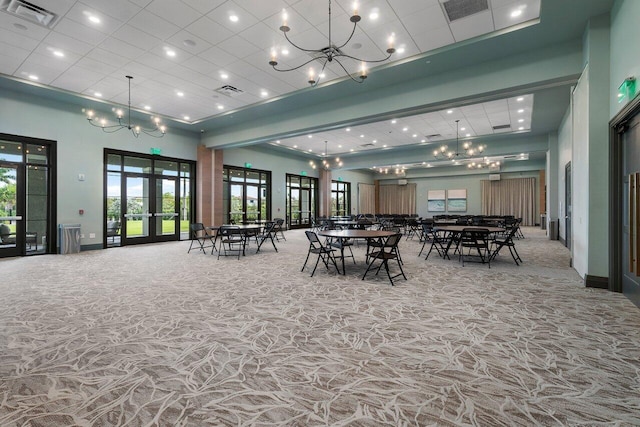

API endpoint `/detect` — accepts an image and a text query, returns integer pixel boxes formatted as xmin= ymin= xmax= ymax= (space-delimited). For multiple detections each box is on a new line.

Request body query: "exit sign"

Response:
xmin=150 ymin=147 xmax=162 ymax=155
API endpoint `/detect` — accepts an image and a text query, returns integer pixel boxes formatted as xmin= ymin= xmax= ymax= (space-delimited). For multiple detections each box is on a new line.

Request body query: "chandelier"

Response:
xmin=433 ymin=120 xmax=484 ymax=160
xmin=84 ymin=76 xmax=166 ymax=138
xmin=310 ymin=141 xmax=343 ymax=170
xmin=268 ymin=0 xmax=396 ymax=86
xmin=468 ymin=159 xmax=500 ymax=169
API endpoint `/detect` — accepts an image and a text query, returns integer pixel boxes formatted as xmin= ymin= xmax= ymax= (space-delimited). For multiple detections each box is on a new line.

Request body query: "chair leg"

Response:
xmin=310 ymin=253 xmax=322 ymax=277
xmin=301 ymin=250 xmax=311 ymax=272
xmin=509 ymin=245 xmax=522 ymax=265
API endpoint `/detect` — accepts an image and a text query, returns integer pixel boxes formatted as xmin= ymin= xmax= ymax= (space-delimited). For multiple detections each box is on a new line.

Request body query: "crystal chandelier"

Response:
xmin=268 ymin=0 xmax=396 ymax=86
xmin=433 ymin=120 xmax=485 ymax=160
xmin=310 ymin=141 xmax=343 ymax=170
xmin=468 ymin=159 xmax=501 ymax=169
xmin=84 ymin=76 xmax=166 ymax=138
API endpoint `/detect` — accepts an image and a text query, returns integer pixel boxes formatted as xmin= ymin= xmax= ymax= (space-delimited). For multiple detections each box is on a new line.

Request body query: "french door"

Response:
xmin=223 ymin=166 xmax=270 ymax=224
xmin=286 ymin=174 xmax=317 ymax=229
xmin=0 ymin=135 xmax=54 ymax=258
xmin=106 ymin=150 xmax=194 ymax=247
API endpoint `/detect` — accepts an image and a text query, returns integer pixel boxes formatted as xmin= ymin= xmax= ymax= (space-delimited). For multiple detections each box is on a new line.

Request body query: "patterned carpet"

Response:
xmin=1 ymin=227 xmax=639 ymax=426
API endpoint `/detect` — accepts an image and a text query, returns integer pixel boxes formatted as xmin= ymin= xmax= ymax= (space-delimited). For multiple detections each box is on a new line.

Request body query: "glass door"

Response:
xmin=123 ymin=174 xmax=152 ymax=244
xmin=286 ymin=174 xmax=317 ymax=229
xmin=154 ymin=177 xmax=179 ymax=241
xmin=230 ymin=183 xmax=244 ymax=224
xmin=0 ymin=164 xmax=22 ymax=257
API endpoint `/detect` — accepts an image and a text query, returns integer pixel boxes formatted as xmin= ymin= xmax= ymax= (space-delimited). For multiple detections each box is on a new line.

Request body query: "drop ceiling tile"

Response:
xmin=112 ymin=24 xmax=162 ymax=51
xmin=52 ymin=66 xmax=104 ymax=92
xmin=239 ymin=22 xmax=282 ymax=51
xmin=385 ymin=0 xmax=441 ymax=17
xmin=218 ymin=35 xmax=261 ymax=59
xmin=234 ymin=0 xmax=287 ymax=20
xmin=0 ymin=27 xmax=40 ymax=50
xmin=64 ymin=2 xmax=124 ymax=34
xmin=185 ymin=16 xmax=234 ymax=45
xmin=74 ymin=56 xmax=119 ymax=75
xmin=0 ymin=12 xmax=50 ymax=41
xmin=128 ymin=9 xmax=181 ymax=40
xmin=449 ymin=10 xmax=494 ymax=42
xmin=262 ymin=3 xmax=313 ymax=36
xmin=207 ymin=1 xmax=259 ymax=33
xmin=0 ymin=39 xmax=29 ymax=63
xmin=144 ymin=0 xmax=202 ymax=27
xmin=79 ymin=0 xmax=142 ymax=22
xmin=182 ymin=55 xmax=220 ymax=75
xmin=181 ymin=0 xmax=227 ymax=15
xmin=99 ymin=37 xmax=145 ymax=59
xmin=40 ymin=31 xmax=95 ymax=56
xmin=198 ymin=45 xmax=240 ymax=68
xmin=166 ymin=30 xmax=213 ymax=55
xmin=493 ymin=0 xmax=541 ymax=30
xmin=85 ymin=47 xmax=131 ymax=69
xmin=15 ymin=61 xmax=62 ymax=84
xmin=399 ymin=5 xmax=449 ymax=35
xmin=53 ymin=18 xmax=108 ymax=46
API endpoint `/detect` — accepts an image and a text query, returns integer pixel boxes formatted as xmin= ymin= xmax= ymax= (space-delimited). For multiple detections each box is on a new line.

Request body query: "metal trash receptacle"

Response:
xmin=59 ymin=224 xmax=81 ymax=254
xmin=548 ymin=219 xmax=558 ymax=240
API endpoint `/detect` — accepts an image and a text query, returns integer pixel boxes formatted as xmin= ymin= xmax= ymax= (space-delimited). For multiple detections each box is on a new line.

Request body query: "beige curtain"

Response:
xmin=358 ymin=183 xmax=375 ymax=215
xmin=481 ymin=177 xmax=536 ymax=225
xmin=379 ymin=184 xmax=417 ymax=214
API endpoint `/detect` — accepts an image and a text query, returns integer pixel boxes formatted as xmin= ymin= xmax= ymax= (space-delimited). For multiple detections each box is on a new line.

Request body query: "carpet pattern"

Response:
xmin=1 ymin=228 xmax=639 ymax=426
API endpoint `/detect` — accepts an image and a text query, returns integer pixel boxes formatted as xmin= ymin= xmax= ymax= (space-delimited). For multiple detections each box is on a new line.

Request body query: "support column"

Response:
xmin=196 ymin=145 xmax=213 ymax=225
xmin=319 ymin=169 xmax=332 ymax=217
xmin=212 ymin=149 xmax=224 ymax=226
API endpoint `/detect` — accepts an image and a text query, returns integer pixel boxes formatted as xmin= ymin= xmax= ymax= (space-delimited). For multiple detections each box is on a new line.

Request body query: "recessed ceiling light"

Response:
xmin=52 ymin=50 xmax=64 ymax=57
xmin=461 ymin=127 xmax=466 ymax=131
xmin=447 ymin=110 xmax=453 ymax=114
xmin=165 ymin=49 xmax=176 ymax=57
xmin=338 ymin=144 xmax=342 ymax=148
xmin=518 ymin=109 xmax=524 ymax=113
xmin=346 ymin=128 xmax=351 ymax=131
xmin=319 ymin=73 xmax=325 ymax=78
xmin=397 ymin=47 xmax=405 ymax=54
xmin=466 ymin=133 xmax=471 ymax=137
xmin=144 ymin=105 xmax=151 ymax=110
xmin=83 ymin=11 xmax=101 ymax=24
xmin=184 ymin=115 xmax=190 ymax=120
xmin=276 ymin=140 xmax=281 ymax=144
xmin=421 ymin=139 xmax=426 ymax=143
xmin=402 ymin=127 xmax=408 ymax=132
xmin=177 ymin=91 xmax=184 ymax=97
xmin=412 ymin=134 xmax=417 ymax=138
xmin=360 ymin=134 xmax=365 ymax=138
xmin=183 ymin=39 xmax=196 ymax=47
xmin=260 ymin=90 xmax=268 ymax=97
xmin=517 ymin=96 xmax=524 ymax=101
xmin=391 ymin=119 xmax=397 ymax=124
xmin=308 ymin=134 xmax=312 ymax=138
xmin=308 ymin=148 xmax=312 ymax=152
xmin=28 ymin=74 xmax=38 ymax=80
xmin=281 ymin=48 xmax=289 ymax=55
xmin=369 ymin=12 xmax=379 ymax=20
xmin=229 ymin=14 xmax=239 ymax=22
xmin=511 ymin=9 xmax=523 ymax=18
xmin=518 ymin=127 xmax=524 ymax=130
xmin=383 ymin=144 xmax=387 ymax=148
xmin=217 ymin=105 xmax=224 ymax=110
xmin=518 ymin=119 xmax=524 ymax=123
xmin=220 ymin=73 xmax=229 ymax=79
xmin=293 ymin=145 xmax=298 ymax=148
xmin=372 ymin=140 xmax=377 ymax=143
xmin=94 ymin=92 xmax=102 ymax=97
xmin=350 ymin=149 xmax=354 ymax=152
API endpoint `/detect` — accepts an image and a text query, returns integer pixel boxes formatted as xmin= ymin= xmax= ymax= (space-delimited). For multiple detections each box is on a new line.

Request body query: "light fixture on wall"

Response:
xmin=433 ymin=120 xmax=484 ymax=160
xmin=468 ymin=159 xmax=500 ymax=169
xmin=84 ymin=76 xmax=166 ymax=138
xmin=310 ymin=141 xmax=343 ymax=170
xmin=268 ymin=0 xmax=396 ymax=86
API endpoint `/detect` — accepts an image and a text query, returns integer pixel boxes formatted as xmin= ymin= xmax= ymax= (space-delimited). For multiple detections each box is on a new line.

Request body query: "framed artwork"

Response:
xmin=447 ymin=189 xmax=467 ymax=212
xmin=427 ymin=190 xmax=446 ymax=212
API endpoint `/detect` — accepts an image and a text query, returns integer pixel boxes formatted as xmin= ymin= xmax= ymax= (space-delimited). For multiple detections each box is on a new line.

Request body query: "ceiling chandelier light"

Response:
xmin=268 ymin=0 xmax=396 ymax=86
xmin=433 ymin=120 xmax=485 ymax=161
xmin=468 ymin=159 xmax=501 ymax=169
xmin=310 ymin=141 xmax=343 ymax=170
xmin=84 ymin=76 xmax=166 ymax=138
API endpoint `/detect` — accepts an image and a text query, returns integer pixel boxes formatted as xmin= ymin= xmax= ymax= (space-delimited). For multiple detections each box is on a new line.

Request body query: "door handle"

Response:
xmin=0 ymin=216 xmax=23 ymax=221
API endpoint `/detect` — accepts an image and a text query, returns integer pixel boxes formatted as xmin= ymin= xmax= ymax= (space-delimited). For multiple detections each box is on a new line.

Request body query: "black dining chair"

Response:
xmin=363 ymin=233 xmax=406 ymax=286
xmin=459 ymin=228 xmax=491 ymax=267
xmin=217 ymin=225 xmax=244 ymax=259
xmin=187 ymin=223 xmax=216 ymax=254
xmin=489 ymin=226 xmax=522 ymax=265
xmin=301 ymin=231 xmax=339 ymax=277
xmin=255 ymin=221 xmax=278 ymax=253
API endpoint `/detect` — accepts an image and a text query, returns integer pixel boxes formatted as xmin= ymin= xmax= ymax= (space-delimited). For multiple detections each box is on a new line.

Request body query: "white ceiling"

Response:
xmin=0 ymin=0 xmax=541 ymax=125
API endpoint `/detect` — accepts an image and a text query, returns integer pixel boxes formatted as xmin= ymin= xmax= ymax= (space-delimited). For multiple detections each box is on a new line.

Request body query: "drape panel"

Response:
xmin=358 ymin=183 xmax=375 ymax=215
xmin=378 ymin=184 xmax=417 ymax=214
xmin=481 ymin=177 xmax=536 ymax=225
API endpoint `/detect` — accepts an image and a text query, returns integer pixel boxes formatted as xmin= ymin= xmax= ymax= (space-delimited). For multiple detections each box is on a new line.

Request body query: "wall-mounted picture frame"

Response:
xmin=447 ymin=189 xmax=467 ymax=212
xmin=427 ymin=189 xmax=446 ymax=212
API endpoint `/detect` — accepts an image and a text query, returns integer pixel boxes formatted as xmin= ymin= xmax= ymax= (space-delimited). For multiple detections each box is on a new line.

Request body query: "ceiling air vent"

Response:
xmin=360 ymin=143 xmax=375 ymax=148
xmin=0 ymin=0 xmax=58 ymax=28
xmin=425 ymin=133 xmax=442 ymax=139
xmin=442 ymin=0 xmax=489 ymax=22
xmin=214 ymin=85 xmax=243 ymax=97
xmin=492 ymin=124 xmax=511 ymax=131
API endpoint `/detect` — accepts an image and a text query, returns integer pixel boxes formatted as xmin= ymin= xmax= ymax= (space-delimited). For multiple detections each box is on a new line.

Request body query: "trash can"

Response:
xmin=548 ymin=219 xmax=558 ymax=240
xmin=540 ymin=214 xmax=547 ymax=230
xmin=59 ymin=224 xmax=81 ymax=254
